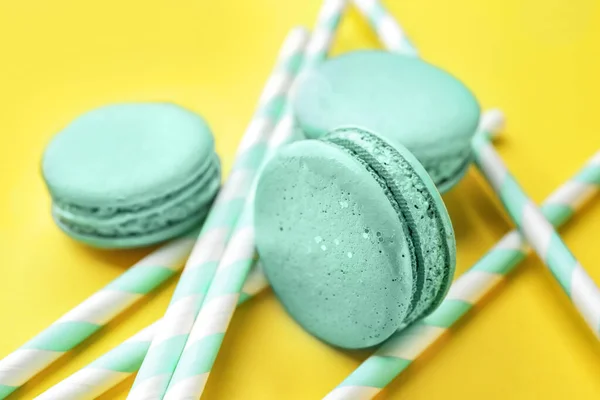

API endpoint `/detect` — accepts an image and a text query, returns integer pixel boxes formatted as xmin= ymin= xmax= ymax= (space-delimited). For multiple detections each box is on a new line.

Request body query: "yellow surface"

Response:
xmin=1 ymin=0 xmax=599 ymax=398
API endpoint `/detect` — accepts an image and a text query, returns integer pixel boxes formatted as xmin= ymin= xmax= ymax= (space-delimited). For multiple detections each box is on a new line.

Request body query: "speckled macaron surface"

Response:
xmin=42 ymin=103 xmax=220 ymax=248
xmin=254 ymin=126 xmax=456 ymax=349
xmin=291 ymin=50 xmax=481 ymax=193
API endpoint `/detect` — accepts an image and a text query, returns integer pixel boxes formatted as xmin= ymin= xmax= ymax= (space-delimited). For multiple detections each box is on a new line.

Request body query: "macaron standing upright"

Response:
xmin=42 ymin=103 xmax=221 ymax=249
xmin=254 ymin=126 xmax=456 ymax=349
xmin=292 ymin=50 xmax=481 ymax=192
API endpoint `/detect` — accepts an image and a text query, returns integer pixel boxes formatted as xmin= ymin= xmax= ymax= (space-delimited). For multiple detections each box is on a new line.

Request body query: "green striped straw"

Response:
xmin=161 ymin=1 xmax=348 ymax=399
xmin=351 ymin=0 xmax=418 ymax=56
xmin=472 ymin=118 xmax=600 ymax=338
xmin=324 ymin=112 xmax=600 ymax=399
xmin=0 ymin=233 xmax=197 ymax=400
xmin=126 ymin=27 xmax=310 ymax=400
xmin=34 ymin=263 xmax=269 ymax=400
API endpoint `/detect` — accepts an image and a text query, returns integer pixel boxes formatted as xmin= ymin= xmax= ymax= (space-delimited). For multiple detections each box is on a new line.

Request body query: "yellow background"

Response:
xmin=1 ymin=0 xmax=599 ymax=398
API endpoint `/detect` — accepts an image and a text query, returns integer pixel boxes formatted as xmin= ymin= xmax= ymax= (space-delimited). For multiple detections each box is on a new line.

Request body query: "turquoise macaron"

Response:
xmin=254 ymin=126 xmax=456 ymax=349
xmin=42 ymin=103 xmax=220 ymax=249
xmin=291 ymin=50 xmax=481 ymax=193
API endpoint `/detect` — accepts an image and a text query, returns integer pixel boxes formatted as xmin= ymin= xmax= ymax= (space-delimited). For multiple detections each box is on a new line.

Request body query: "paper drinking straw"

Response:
xmin=35 ymin=264 xmax=269 ymax=400
xmin=472 ymin=118 xmax=600 ymax=337
xmin=126 ymin=28 xmax=310 ymax=400
xmin=36 ymin=323 xmax=158 ymax=400
xmin=324 ymin=113 xmax=600 ymax=400
xmin=0 ymin=234 xmax=196 ymax=400
xmin=351 ymin=0 xmax=418 ymax=56
xmin=162 ymin=2 xmax=348 ymax=399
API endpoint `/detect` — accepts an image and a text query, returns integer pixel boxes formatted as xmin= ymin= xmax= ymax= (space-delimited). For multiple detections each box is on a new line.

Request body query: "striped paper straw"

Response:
xmin=126 ymin=28 xmax=310 ymax=400
xmin=35 ymin=264 xmax=269 ymax=400
xmin=0 ymin=234 xmax=196 ymax=400
xmin=324 ymin=114 xmax=600 ymax=399
xmin=472 ymin=121 xmax=600 ymax=337
xmin=162 ymin=2 xmax=348 ymax=399
xmin=36 ymin=323 xmax=158 ymax=400
xmin=351 ymin=0 xmax=418 ymax=56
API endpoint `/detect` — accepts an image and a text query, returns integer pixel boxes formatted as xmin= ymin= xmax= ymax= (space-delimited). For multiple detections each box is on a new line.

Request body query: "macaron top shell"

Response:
xmin=291 ymin=50 xmax=480 ymax=191
xmin=254 ymin=127 xmax=456 ymax=349
xmin=42 ymin=103 xmax=215 ymax=207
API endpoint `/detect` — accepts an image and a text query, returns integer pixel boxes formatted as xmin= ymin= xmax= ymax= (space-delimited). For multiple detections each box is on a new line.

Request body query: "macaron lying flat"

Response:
xmin=292 ymin=50 xmax=481 ymax=193
xmin=254 ymin=127 xmax=456 ymax=349
xmin=42 ymin=103 xmax=220 ymax=248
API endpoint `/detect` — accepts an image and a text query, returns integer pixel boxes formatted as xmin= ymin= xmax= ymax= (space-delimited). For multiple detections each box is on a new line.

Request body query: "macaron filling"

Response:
xmin=52 ymin=157 xmax=220 ymax=240
xmin=324 ymin=128 xmax=455 ymax=325
xmin=52 ymin=154 xmax=219 ymax=220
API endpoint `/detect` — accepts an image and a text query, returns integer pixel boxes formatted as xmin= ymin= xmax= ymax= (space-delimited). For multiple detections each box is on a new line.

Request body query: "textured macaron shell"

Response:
xmin=42 ymin=103 xmax=220 ymax=248
xmin=255 ymin=127 xmax=456 ymax=349
xmin=291 ymin=50 xmax=481 ymax=192
xmin=255 ymin=140 xmax=416 ymax=349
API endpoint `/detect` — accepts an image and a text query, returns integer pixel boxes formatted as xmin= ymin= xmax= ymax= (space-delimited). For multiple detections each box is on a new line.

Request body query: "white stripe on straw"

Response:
xmin=351 ymin=0 xmax=417 ymax=55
